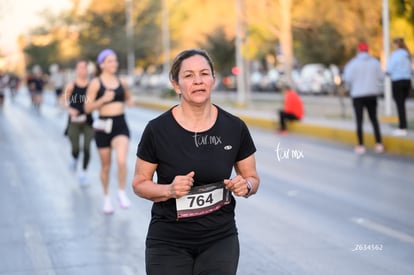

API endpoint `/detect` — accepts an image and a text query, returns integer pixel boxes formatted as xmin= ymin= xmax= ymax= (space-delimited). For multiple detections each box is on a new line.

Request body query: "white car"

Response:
xmin=295 ymin=63 xmax=333 ymax=94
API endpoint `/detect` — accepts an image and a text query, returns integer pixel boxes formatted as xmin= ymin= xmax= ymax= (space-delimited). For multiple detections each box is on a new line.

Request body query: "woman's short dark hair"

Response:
xmin=169 ymin=49 xmax=215 ymax=83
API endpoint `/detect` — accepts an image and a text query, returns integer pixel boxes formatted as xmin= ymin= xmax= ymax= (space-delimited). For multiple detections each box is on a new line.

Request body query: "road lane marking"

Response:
xmin=24 ymin=224 xmax=57 ymax=275
xmin=351 ymin=217 xmax=414 ymax=246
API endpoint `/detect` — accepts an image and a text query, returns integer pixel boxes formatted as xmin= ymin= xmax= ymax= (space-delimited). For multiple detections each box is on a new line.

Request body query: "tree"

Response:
xmin=24 ymin=40 xmax=59 ymax=73
xmin=168 ymin=0 xmax=236 ymax=58
xmin=294 ymin=21 xmax=345 ymax=66
xmin=77 ymin=0 xmax=128 ymax=69
xmin=132 ymin=0 xmax=163 ymax=68
xmin=17 ymin=0 xmax=414 ymax=76
xmin=390 ymin=0 xmax=414 ymax=50
xmin=23 ymin=8 xmax=80 ymax=70
xmin=393 ymin=0 xmax=414 ymax=22
xmin=76 ymin=0 xmax=162 ymax=71
xmin=200 ymin=27 xmax=236 ymax=76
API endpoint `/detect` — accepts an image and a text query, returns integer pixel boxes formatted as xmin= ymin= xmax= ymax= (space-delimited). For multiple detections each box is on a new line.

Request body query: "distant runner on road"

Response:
xmin=61 ymin=59 xmax=94 ymax=186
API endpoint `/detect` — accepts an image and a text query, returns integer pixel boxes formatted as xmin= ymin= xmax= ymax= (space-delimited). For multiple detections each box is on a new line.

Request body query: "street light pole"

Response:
xmin=279 ymin=0 xmax=293 ymax=87
xmin=162 ymin=0 xmax=171 ymax=76
xmin=235 ymin=0 xmax=246 ymax=107
xmin=125 ymin=0 xmax=135 ymax=80
xmin=382 ymin=0 xmax=392 ymax=116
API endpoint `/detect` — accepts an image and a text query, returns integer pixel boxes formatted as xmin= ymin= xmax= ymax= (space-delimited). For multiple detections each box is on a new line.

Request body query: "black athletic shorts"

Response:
xmin=95 ymin=114 xmax=130 ymax=148
xmin=146 ymin=234 xmax=240 ymax=275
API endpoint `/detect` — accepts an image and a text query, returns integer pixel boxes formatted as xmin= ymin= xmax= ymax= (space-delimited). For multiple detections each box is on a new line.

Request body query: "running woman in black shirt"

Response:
xmin=133 ymin=49 xmax=260 ymax=275
xmin=61 ymin=59 xmax=94 ymax=185
xmin=85 ymin=49 xmax=134 ymax=214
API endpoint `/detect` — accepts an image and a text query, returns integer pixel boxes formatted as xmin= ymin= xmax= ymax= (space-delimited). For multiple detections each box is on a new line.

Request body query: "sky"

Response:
xmin=0 ymin=0 xmax=72 ymax=54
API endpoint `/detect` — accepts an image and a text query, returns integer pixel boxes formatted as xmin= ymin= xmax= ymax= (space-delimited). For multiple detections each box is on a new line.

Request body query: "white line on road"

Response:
xmin=351 ymin=217 xmax=414 ymax=246
xmin=24 ymin=224 xmax=57 ymax=275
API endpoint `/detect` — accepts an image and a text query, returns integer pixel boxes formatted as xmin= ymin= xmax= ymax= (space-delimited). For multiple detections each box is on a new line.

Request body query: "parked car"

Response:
xmin=139 ymin=72 xmax=171 ymax=90
xmin=250 ymin=71 xmax=268 ymax=91
xmin=295 ymin=63 xmax=334 ymax=94
xmin=265 ymin=68 xmax=281 ymax=91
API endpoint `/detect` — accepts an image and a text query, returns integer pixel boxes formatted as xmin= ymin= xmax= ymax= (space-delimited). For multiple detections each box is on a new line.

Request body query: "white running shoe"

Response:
xmin=354 ymin=145 xmax=366 ymax=155
xmin=69 ymin=158 xmax=77 ymax=172
xmin=374 ymin=143 xmax=384 ymax=154
xmin=118 ymin=191 xmax=131 ymax=209
xmin=78 ymin=171 xmax=88 ymax=187
xmin=103 ymin=197 xmax=114 ymax=215
xmin=392 ymin=129 xmax=408 ymax=137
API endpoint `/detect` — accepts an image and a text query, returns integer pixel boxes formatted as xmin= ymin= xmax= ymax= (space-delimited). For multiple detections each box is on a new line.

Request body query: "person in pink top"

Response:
xmin=278 ymin=85 xmax=304 ymax=134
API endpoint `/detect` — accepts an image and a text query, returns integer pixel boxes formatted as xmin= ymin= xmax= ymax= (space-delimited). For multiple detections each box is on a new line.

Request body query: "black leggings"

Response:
xmin=67 ymin=122 xmax=94 ymax=170
xmin=392 ymin=79 xmax=411 ymax=130
xmin=352 ymin=96 xmax=382 ymax=145
xmin=279 ymin=110 xmax=299 ymax=130
xmin=146 ymin=234 xmax=239 ymax=275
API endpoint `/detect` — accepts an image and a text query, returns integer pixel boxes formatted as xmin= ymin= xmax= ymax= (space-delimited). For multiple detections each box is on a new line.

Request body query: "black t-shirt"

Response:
xmin=137 ymin=105 xmax=256 ymax=245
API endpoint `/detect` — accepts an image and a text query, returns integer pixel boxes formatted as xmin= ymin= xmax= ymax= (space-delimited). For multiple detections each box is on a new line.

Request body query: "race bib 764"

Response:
xmin=175 ymin=181 xmax=231 ymax=219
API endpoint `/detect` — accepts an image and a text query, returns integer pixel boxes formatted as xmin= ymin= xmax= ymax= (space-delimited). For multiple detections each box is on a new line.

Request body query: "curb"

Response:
xmin=135 ymin=100 xmax=414 ymax=158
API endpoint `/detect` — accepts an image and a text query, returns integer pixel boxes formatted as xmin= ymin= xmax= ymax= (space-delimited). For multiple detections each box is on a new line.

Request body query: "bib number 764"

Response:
xmin=187 ymin=193 xmax=214 ymax=207
xmin=176 ymin=181 xmax=231 ymax=219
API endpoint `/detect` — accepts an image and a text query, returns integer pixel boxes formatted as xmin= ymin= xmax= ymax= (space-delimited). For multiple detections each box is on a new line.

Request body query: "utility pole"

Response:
xmin=235 ymin=0 xmax=247 ymax=107
xmin=382 ymin=0 xmax=392 ymax=116
xmin=125 ymin=0 xmax=135 ymax=81
xmin=162 ymin=0 xmax=171 ymax=76
xmin=279 ymin=0 xmax=293 ymax=87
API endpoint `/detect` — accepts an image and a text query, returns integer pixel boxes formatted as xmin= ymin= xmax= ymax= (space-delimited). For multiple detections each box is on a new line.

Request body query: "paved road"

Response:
xmin=1 ymin=90 xmax=413 ymax=275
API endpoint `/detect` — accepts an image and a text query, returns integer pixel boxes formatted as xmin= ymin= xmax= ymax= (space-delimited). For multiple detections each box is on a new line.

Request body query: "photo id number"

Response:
xmin=352 ymin=244 xmax=383 ymax=251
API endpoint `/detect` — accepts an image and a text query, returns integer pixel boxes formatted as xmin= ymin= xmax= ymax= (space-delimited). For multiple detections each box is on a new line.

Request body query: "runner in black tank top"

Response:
xmin=84 ymin=49 xmax=134 ymax=215
xmin=62 ymin=60 xmax=94 ymax=186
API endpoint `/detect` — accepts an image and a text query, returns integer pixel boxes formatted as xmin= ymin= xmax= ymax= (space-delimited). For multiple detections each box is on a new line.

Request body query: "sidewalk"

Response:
xmin=133 ymin=90 xmax=414 ymax=157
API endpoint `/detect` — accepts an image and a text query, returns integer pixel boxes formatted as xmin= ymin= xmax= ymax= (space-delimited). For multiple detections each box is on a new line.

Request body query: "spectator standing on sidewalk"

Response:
xmin=343 ymin=42 xmax=384 ymax=154
xmin=386 ymin=37 xmax=412 ymax=137
xmin=277 ymin=85 xmax=304 ymax=134
xmin=132 ymin=49 xmax=260 ymax=275
xmin=84 ymin=49 xmax=134 ymax=214
xmin=61 ymin=59 xmax=94 ymax=186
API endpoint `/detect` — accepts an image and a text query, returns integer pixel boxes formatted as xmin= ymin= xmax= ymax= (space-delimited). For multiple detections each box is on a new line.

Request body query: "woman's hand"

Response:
xmin=224 ymin=175 xmax=249 ymax=197
xmin=68 ymin=107 xmax=79 ymax=117
xmin=169 ymin=171 xmax=195 ymax=199
xmin=101 ymin=90 xmax=115 ymax=103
